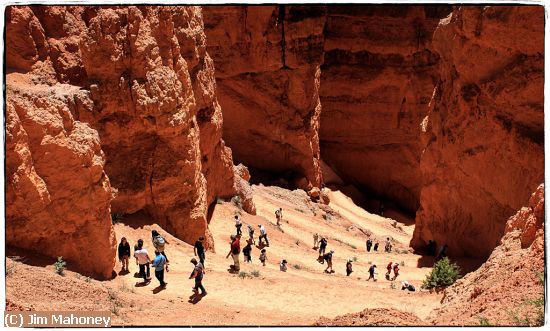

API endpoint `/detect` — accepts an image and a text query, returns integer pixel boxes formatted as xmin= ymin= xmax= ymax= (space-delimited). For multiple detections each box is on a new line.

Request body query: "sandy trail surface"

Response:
xmin=6 ymin=185 xmax=444 ymax=326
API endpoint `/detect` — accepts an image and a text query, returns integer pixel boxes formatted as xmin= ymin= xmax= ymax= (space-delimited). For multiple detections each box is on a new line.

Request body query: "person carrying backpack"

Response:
xmin=235 ymin=215 xmax=242 ymax=236
xmin=373 ymin=242 xmax=379 ymax=252
xmin=194 ymin=236 xmax=206 ymax=267
xmin=258 ymin=224 xmax=269 ymax=246
xmin=259 ymin=249 xmax=267 ymax=266
xmin=190 ymin=258 xmax=207 ymax=296
xmin=386 ymin=262 xmax=393 ymax=280
xmin=226 ymin=234 xmax=241 ymax=271
xmin=118 ymin=237 xmax=131 ymax=272
xmin=319 ymin=237 xmax=328 ymax=256
xmin=152 ymin=230 xmax=169 ymax=272
xmin=367 ymin=264 xmax=377 ymax=281
xmin=346 ymin=260 xmax=353 ymax=276
xmin=151 ymin=250 xmax=167 ymax=287
xmin=392 ymin=263 xmax=400 ymax=280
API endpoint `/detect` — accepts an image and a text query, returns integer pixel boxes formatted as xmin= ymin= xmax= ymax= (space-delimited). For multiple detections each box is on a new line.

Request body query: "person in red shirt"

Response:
xmin=386 ymin=262 xmax=393 ymax=280
xmin=226 ymin=234 xmax=241 ymax=272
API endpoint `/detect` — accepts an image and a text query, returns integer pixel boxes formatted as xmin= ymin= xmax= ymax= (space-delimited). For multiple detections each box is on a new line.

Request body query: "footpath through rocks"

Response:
xmin=6 ymin=185 xmax=443 ymax=325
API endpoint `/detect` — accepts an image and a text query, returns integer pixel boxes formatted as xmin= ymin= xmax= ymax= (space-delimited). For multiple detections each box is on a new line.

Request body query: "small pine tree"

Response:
xmin=54 ymin=256 xmax=67 ymax=275
xmin=421 ymin=257 xmax=461 ymax=289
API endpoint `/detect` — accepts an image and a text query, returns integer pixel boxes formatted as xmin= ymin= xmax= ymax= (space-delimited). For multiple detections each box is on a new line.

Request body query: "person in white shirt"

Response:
xmin=234 ymin=215 xmax=242 ymax=236
xmin=133 ymin=239 xmax=151 ymax=282
xmin=258 ymin=224 xmax=269 ymax=246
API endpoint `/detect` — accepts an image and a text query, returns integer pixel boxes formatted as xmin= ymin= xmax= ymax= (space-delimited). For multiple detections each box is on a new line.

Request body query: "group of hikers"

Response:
xmin=116 ymin=206 xmax=430 ymax=299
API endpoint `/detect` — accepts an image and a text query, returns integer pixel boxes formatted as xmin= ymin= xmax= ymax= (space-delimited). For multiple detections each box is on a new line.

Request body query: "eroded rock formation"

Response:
xmin=431 ymin=184 xmax=544 ymax=326
xmin=5 ymin=5 xmax=252 ymax=275
xmin=203 ymin=6 xmax=326 ymax=190
xmin=411 ymin=6 xmax=544 ymax=258
xmin=320 ymin=6 xmax=451 ymax=213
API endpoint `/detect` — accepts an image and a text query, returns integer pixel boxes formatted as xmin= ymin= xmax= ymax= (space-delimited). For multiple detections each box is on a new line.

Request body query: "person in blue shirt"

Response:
xmin=151 ymin=250 xmax=167 ymax=287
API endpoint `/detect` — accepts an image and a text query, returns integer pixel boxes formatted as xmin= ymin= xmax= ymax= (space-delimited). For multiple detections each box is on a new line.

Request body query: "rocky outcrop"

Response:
xmin=315 ymin=308 xmax=423 ymax=326
xmin=5 ymin=5 xmax=251 ymax=273
xmin=412 ymin=6 xmax=544 ymax=258
xmin=431 ymin=184 xmax=544 ymax=326
xmin=320 ymin=6 xmax=451 ymax=213
xmin=203 ymin=6 xmax=326 ymax=190
xmin=6 ymin=74 xmax=116 ymax=278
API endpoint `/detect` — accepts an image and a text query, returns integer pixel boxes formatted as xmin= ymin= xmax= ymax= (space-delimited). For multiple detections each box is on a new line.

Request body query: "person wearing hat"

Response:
xmin=194 ymin=236 xmax=206 ymax=267
xmin=392 ymin=263 xmax=400 ymax=280
xmin=401 ymin=280 xmax=415 ymax=291
xmin=280 ymin=259 xmax=288 ymax=272
xmin=258 ymin=224 xmax=269 ymax=246
xmin=189 ymin=258 xmax=206 ymax=296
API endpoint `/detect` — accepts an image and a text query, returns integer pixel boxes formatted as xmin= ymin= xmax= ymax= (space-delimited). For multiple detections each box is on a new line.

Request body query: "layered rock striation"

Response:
xmin=5 ymin=5 xmax=252 ymax=275
xmin=319 ymin=6 xmax=451 ymax=213
xmin=203 ymin=6 xmax=326 ymax=190
xmin=411 ymin=6 xmax=544 ymax=258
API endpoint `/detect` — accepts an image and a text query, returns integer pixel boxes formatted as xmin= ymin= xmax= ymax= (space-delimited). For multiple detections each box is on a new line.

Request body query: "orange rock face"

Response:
xmin=432 ymin=184 xmax=544 ymax=326
xmin=320 ymin=6 xmax=451 ymax=213
xmin=5 ymin=5 xmax=250 ymax=274
xmin=411 ymin=6 xmax=545 ymax=258
xmin=203 ymin=6 xmax=326 ymax=190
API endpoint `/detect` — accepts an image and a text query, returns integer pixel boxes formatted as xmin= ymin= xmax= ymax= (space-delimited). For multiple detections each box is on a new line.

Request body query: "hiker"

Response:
xmin=392 ymin=263 xmax=400 ymax=280
xmin=401 ymin=281 xmax=415 ymax=292
xmin=367 ymin=264 xmax=377 ymax=281
xmin=152 ymin=230 xmax=169 ymax=272
xmin=319 ymin=237 xmax=328 ymax=256
xmin=194 ymin=236 xmax=206 ymax=267
xmin=373 ymin=242 xmax=379 ymax=252
xmin=436 ymin=244 xmax=448 ymax=261
xmin=134 ymin=239 xmax=151 ymax=283
xmin=386 ymin=262 xmax=393 ymax=280
xmin=313 ymin=233 xmax=319 ymax=249
xmin=366 ymin=238 xmax=373 ymax=252
xmin=280 ymin=259 xmax=288 ymax=272
xmin=189 ymin=258 xmax=207 ymax=296
xmin=275 ymin=208 xmax=283 ymax=226
xmin=346 ymin=260 xmax=353 ymax=276
xmin=226 ymin=234 xmax=241 ymax=271
xmin=243 ymin=241 xmax=252 ymax=263
xmin=235 ymin=215 xmax=242 ymax=236
xmin=323 ymin=250 xmax=334 ymax=273
xmin=259 ymin=249 xmax=267 ymax=266
xmin=247 ymin=224 xmax=255 ymax=244
xmin=152 ymin=250 xmax=167 ymax=287
xmin=258 ymin=224 xmax=269 ymax=246
xmin=118 ymin=237 xmax=131 ymax=272
xmin=384 ymin=237 xmax=392 ymax=253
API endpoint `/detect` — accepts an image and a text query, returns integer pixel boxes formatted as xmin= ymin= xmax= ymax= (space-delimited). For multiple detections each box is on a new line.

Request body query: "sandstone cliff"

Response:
xmin=203 ymin=6 xmax=326 ymax=190
xmin=431 ymin=184 xmax=544 ymax=326
xmin=5 ymin=5 xmax=251 ymax=275
xmin=411 ymin=6 xmax=544 ymax=258
xmin=320 ymin=6 xmax=451 ymax=213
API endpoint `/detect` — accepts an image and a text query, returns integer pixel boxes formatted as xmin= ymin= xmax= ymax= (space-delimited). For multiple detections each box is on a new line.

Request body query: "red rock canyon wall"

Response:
xmin=203 ymin=6 xmax=326 ymax=190
xmin=320 ymin=6 xmax=451 ymax=213
xmin=5 ymin=5 xmax=250 ymax=276
xmin=411 ymin=6 xmax=544 ymax=258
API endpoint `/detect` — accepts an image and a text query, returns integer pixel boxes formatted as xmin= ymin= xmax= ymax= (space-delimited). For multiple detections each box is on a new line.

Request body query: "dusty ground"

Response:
xmin=6 ymin=185 xmax=446 ymax=326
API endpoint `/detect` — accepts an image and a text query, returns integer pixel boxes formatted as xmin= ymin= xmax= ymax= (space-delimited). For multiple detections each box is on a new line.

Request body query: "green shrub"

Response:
xmin=250 ymin=270 xmax=261 ymax=278
xmin=352 ymin=256 xmax=358 ymax=262
xmin=477 ymin=316 xmax=491 ymax=326
xmin=389 ymin=282 xmax=396 ymax=289
xmin=293 ymin=264 xmax=302 ymax=270
xmin=421 ymin=257 xmax=461 ymax=289
xmin=54 ymin=257 xmax=67 ymax=275
xmin=400 ymin=260 xmax=405 ymax=267
xmin=238 ymin=271 xmax=249 ymax=279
